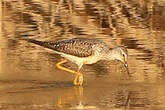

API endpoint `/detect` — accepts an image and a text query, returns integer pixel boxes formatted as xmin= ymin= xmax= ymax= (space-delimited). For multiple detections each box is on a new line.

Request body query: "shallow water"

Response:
xmin=1 ymin=79 xmax=165 ymax=110
xmin=1 ymin=0 xmax=165 ymax=110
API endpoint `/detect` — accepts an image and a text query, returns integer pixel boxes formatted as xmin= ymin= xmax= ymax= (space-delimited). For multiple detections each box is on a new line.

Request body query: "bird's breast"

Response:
xmin=83 ymin=55 xmax=101 ymax=65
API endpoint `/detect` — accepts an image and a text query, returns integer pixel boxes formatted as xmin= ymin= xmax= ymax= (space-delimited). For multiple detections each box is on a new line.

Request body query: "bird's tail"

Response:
xmin=21 ymin=38 xmax=57 ymax=50
xmin=21 ymin=38 xmax=45 ymax=46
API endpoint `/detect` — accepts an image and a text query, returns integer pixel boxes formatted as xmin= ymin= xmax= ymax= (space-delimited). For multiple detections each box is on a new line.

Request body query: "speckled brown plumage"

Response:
xmin=23 ymin=37 xmax=130 ymax=81
xmin=24 ymin=38 xmax=107 ymax=57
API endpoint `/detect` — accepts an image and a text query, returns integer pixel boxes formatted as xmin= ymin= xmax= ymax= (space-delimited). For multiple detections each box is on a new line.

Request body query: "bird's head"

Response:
xmin=111 ymin=46 xmax=130 ymax=76
xmin=113 ymin=46 xmax=128 ymax=65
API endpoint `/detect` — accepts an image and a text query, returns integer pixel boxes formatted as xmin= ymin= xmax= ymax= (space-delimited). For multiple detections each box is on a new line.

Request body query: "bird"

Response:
xmin=22 ymin=38 xmax=130 ymax=86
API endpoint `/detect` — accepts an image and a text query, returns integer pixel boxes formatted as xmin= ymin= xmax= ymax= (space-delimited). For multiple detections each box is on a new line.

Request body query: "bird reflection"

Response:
xmin=56 ymin=86 xmax=130 ymax=110
xmin=57 ymin=86 xmax=97 ymax=110
xmin=70 ymin=101 xmax=97 ymax=110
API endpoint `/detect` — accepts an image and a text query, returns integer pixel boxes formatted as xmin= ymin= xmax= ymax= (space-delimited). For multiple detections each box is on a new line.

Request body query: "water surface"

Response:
xmin=1 ymin=0 xmax=165 ymax=110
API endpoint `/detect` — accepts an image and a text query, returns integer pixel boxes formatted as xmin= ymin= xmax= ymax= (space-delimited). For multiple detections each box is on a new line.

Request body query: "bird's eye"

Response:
xmin=122 ymin=54 xmax=125 ymax=57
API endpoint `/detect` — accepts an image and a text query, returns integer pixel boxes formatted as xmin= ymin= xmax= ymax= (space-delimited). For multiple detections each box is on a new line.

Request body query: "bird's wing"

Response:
xmin=23 ymin=38 xmax=94 ymax=57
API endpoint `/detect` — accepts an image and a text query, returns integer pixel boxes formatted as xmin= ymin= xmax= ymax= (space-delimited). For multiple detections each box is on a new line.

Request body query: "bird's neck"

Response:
xmin=102 ymin=48 xmax=116 ymax=61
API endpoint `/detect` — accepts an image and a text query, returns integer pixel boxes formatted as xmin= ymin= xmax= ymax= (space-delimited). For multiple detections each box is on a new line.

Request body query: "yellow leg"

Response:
xmin=56 ymin=60 xmax=76 ymax=74
xmin=74 ymin=72 xmax=83 ymax=86
xmin=57 ymin=97 xmax=62 ymax=108
xmin=56 ymin=60 xmax=83 ymax=86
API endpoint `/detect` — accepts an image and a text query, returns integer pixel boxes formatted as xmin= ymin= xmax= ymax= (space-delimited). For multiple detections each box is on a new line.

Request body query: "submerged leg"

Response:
xmin=56 ymin=60 xmax=83 ymax=86
xmin=74 ymin=70 xmax=83 ymax=86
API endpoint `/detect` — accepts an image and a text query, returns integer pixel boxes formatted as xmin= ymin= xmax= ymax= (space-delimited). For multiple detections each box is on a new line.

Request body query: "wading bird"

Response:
xmin=23 ymin=38 xmax=130 ymax=86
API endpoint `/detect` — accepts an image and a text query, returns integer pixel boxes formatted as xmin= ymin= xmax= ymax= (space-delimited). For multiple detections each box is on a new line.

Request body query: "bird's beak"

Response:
xmin=124 ymin=62 xmax=130 ymax=77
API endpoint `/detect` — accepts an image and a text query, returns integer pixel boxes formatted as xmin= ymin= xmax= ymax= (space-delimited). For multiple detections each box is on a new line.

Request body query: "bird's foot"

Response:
xmin=77 ymin=74 xmax=83 ymax=86
xmin=74 ymin=73 xmax=83 ymax=86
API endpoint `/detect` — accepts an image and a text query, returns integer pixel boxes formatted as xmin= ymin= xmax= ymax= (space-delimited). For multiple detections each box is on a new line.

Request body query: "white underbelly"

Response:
xmin=43 ymin=48 xmax=101 ymax=65
xmin=60 ymin=53 xmax=100 ymax=65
